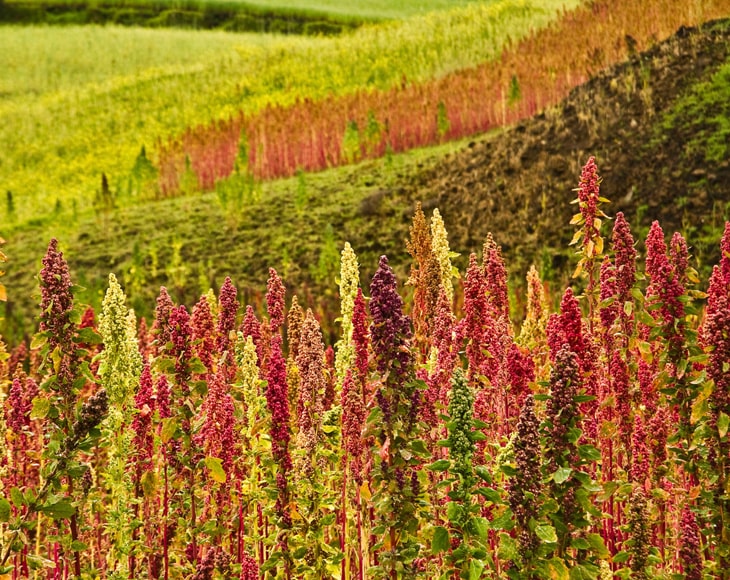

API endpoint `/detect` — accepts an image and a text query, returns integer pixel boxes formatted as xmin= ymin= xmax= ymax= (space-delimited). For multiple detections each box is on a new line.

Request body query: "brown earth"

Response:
xmin=393 ymin=18 xmax=730 ymax=282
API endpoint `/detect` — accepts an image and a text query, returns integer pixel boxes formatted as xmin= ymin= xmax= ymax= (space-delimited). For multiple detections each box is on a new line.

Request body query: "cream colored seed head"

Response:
xmin=431 ymin=209 xmax=454 ymax=304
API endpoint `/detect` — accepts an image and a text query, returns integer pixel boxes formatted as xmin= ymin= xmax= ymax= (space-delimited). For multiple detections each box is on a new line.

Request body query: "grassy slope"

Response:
xmin=4 ymin=19 xmax=730 ymax=343
xmin=0 ymin=0 xmax=578 ymax=223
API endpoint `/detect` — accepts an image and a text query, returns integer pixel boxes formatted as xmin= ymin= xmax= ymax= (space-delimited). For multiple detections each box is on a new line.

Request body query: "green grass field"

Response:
xmin=0 ymin=0 xmax=580 ymax=225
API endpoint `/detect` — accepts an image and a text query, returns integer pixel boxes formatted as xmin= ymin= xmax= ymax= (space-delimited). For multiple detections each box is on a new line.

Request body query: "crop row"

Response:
xmin=158 ymin=0 xmax=730 ymax=191
xmin=0 ymin=158 xmax=728 ymax=578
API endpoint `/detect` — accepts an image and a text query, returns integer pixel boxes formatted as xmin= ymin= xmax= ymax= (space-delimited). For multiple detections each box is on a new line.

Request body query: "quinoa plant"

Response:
xmin=367 ymin=256 xmax=428 ymax=579
xmin=430 ymin=209 xmax=456 ymax=305
xmin=541 ymin=344 xmax=605 ymax=574
xmin=430 ymin=370 xmax=492 ymax=580
xmin=406 ymin=203 xmax=441 ymax=361
xmin=262 ymin=268 xmax=294 ymax=579
xmin=291 ymin=310 xmax=342 ymax=577
xmin=98 ymin=274 xmax=143 ymax=577
xmin=0 ymin=240 xmax=108 ymax=576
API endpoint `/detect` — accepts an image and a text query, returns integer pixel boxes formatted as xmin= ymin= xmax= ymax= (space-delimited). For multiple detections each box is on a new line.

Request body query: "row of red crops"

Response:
xmin=156 ymin=0 xmax=730 ymax=195
xmin=0 ymin=158 xmax=728 ymax=578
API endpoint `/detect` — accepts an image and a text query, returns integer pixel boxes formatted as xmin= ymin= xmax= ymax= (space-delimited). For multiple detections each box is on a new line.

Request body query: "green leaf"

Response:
xmin=26 ymin=554 xmax=54 ymax=571
xmin=573 ymin=395 xmax=596 ymax=403
xmin=489 ymin=509 xmax=514 ymax=531
xmin=578 ymin=444 xmax=602 ymax=461
xmin=68 ymin=308 xmax=82 ymax=325
xmin=500 ymin=465 xmax=518 ymax=476
xmin=535 ymin=524 xmax=558 ymax=543
xmin=75 ymin=327 xmax=102 ymax=345
xmin=261 ymin=551 xmax=281 ymax=572
xmin=571 ymin=538 xmax=590 ymax=550
xmin=636 ymin=308 xmax=655 ymax=327
xmin=410 ymin=439 xmax=431 ymax=457
xmin=292 ymin=547 xmax=308 ymax=559
xmin=428 ymin=459 xmax=451 ymax=472
xmin=468 ymin=559 xmax=485 ymax=580
xmin=30 ymin=333 xmax=48 ymax=351
xmin=553 ymin=467 xmax=572 ymax=484
xmin=569 ymin=563 xmax=600 ymax=580
xmin=141 ymin=471 xmax=157 ymax=498
xmin=567 ymin=427 xmax=583 ymax=444
xmin=0 ymin=498 xmax=11 ymax=522
xmin=41 ymin=499 xmax=75 ymax=519
xmin=718 ymin=412 xmax=729 ymax=439
xmin=160 ymin=417 xmax=178 ymax=443
xmin=155 ymin=357 xmax=176 ymax=374
xmin=471 ymin=517 xmax=489 ymax=540
xmin=474 ymin=487 xmax=502 ymax=504
xmin=446 ymin=502 xmax=462 ymax=524
xmin=548 ymin=558 xmax=569 ymax=580
xmin=475 ymin=465 xmax=492 ymax=483
xmin=497 ymin=532 xmax=519 ymax=561
xmin=586 ymin=533 xmax=610 ymax=559
xmin=189 ymin=358 xmax=208 ymax=375
xmin=205 ymin=456 xmax=227 ymax=484
xmin=30 ymin=397 xmax=51 ymax=420
xmin=690 ymin=396 xmax=708 ymax=425
xmin=612 ymin=550 xmax=630 ymax=563
xmin=70 ymin=540 xmax=88 ymax=552
xmin=432 ymin=526 xmax=450 ymax=555
xmin=10 ymin=487 xmax=25 ymax=507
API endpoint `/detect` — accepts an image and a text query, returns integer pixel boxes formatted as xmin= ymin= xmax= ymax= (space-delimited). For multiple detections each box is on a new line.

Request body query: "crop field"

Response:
xmin=1 ymin=159 xmax=730 ymax=578
xmin=0 ymin=0 xmax=579 ymax=225
xmin=2 ymin=0 xmax=730 ymax=577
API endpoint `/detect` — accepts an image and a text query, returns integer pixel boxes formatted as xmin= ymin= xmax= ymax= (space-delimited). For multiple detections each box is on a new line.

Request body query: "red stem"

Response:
xmin=163 ymin=463 xmax=169 ymax=580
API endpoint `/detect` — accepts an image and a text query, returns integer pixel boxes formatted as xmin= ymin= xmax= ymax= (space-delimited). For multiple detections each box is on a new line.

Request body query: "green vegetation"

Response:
xmin=3 ymin=0 xmax=498 ymax=23
xmin=0 ymin=0 xmax=580 ymax=224
xmin=209 ymin=0 xmax=493 ymax=19
xmin=0 ymin=0 xmax=368 ymax=34
xmin=0 ymin=25 xmax=254 ymax=98
xmin=658 ymin=56 xmax=730 ymax=164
